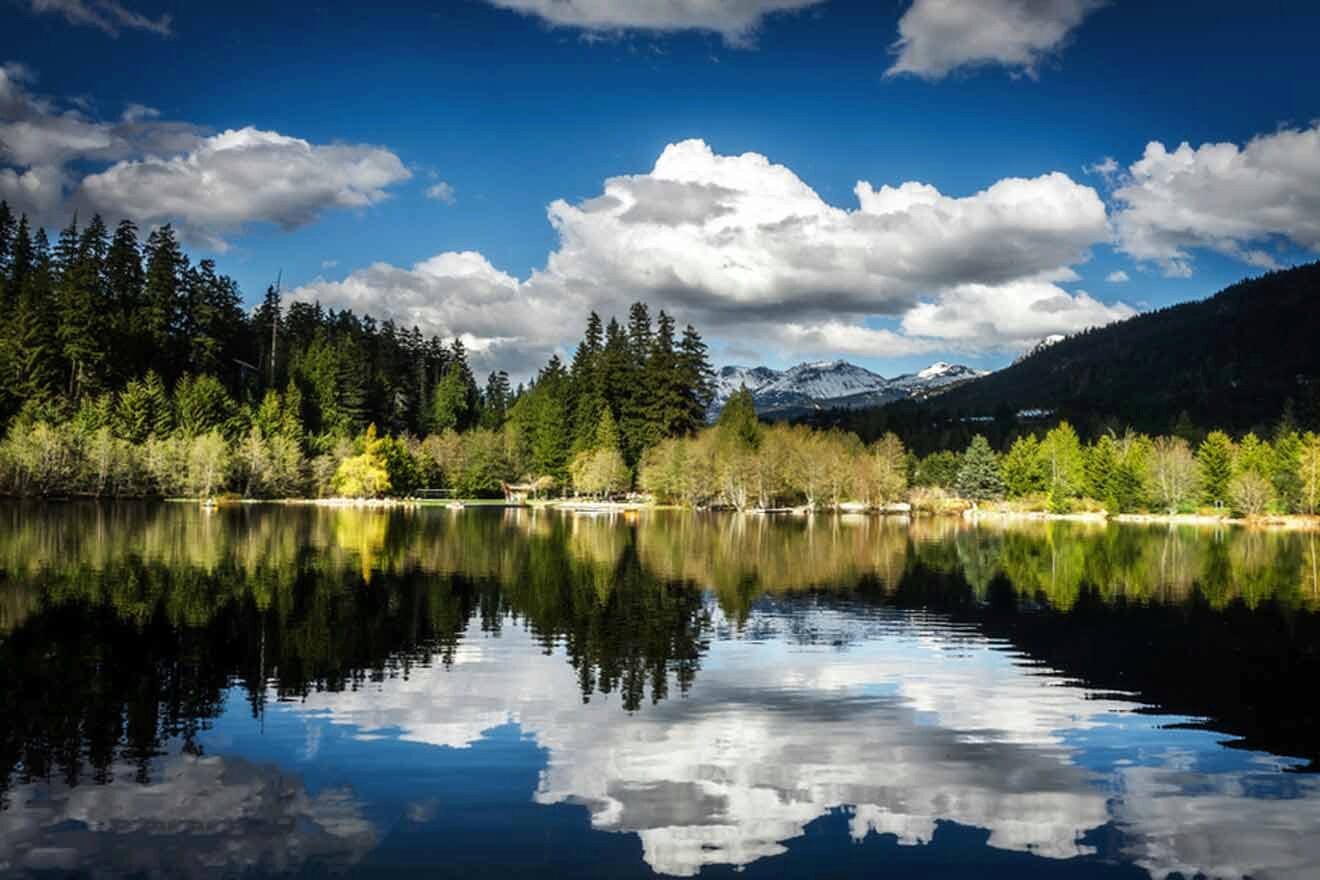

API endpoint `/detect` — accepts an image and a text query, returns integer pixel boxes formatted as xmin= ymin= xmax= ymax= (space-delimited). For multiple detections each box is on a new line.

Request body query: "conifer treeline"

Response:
xmin=0 ymin=203 xmax=717 ymax=497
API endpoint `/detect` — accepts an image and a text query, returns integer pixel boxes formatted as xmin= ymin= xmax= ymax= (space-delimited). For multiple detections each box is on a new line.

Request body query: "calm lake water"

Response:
xmin=2 ymin=504 xmax=1320 ymax=879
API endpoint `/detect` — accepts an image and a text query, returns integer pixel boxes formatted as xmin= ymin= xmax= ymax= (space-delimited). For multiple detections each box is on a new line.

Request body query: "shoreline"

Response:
xmin=10 ymin=496 xmax=1320 ymax=530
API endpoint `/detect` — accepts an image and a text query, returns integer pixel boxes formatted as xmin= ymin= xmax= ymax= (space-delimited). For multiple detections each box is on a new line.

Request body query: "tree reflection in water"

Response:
xmin=2 ymin=503 xmax=1320 ymax=876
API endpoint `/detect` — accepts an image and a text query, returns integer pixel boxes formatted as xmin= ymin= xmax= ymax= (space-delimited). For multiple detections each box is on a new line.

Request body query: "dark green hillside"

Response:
xmin=929 ymin=262 xmax=1320 ymax=432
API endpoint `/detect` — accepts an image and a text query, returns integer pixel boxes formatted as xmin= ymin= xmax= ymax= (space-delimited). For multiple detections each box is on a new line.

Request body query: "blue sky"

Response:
xmin=2 ymin=0 xmax=1318 ymax=377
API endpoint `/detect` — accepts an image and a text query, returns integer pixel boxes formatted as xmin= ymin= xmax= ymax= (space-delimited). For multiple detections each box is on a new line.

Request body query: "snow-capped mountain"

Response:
xmin=889 ymin=361 xmax=987 ymax=391
xmin=712 ymin=365 xmax=782 ymax=402
xmin=708 ymin=360 xmax=987 ymax=419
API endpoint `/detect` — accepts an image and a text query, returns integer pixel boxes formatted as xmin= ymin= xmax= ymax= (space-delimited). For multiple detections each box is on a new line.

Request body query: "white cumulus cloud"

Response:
xmin=0 ymin=64 xmax=412 ymax=248
xmin=483 ymin=0 xmax=825 ymax=46
xmin=79 ymin=127 xmax=411 ymax=249
xmin=1106 ymin=269 xmax=1129 ymax=283
xmin=293 ymin=139 xmax=1127 ymax=374
xmin=887 ymin=0 xmax=1107 ymax=80
xmin=1111 ymin=124 xmax=1320 ymax=276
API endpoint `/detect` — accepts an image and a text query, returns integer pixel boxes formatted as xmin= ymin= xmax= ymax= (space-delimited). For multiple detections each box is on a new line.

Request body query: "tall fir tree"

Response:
xmin=529 ymin=355 xmax=571 ymax=481
xmin=569 ymin=312 xmax=606 ymax=453
xmin=104 ymin=219 xmax=145 ymax=380
xmin=955 ymin=435 xmax=1006 ymax=501
xmin=143 ymin=224 xmax=188 ymax=377
xmin=675 ymin=324 xmax=715 ymax=433
xmin=13 ymin=228 xmax=61 ymax=405
xmin=1197 ymin=430 xmax=1236 ymax=506
xmin=648 ymin=310 xmax=687 ymax=439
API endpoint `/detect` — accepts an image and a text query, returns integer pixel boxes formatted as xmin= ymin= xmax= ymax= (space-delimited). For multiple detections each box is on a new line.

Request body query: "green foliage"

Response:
xmin=1001 ymin=435 xmax=1048 ymax=497
xmin=1271 ymin=428 xmax=1304 ymax=512
xmin=185 ymin=432 xmax=230 ymax=498
xmin=1040 ymin=422 xmax=1086 ymax=502
xmin=430 ymin=367 xmax=472 ymax=433
xmin=333 ymin=425 xmax=392 ymax=498
xmin=915 ymin=450 xmax=960 ymax=489
xmin=173 ymin=373 xmax=238 ymax=438
xmin=955 ymin=435 xmax=1005 ymax=501
xmin=1198 ymin=430 xmax=1236 ymax=506
xmin=1301 ymin=432 xmax=1320 ymax=515
xmin=716 ymin=386 xmax=762 ymax=449
xmin=1229 ymin=471 xmax=1274 ymax=517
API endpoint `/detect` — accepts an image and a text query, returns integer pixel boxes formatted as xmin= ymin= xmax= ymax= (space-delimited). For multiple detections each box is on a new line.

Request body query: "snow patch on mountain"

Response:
xmin=707 ymin=360 xmax=988 ymax=419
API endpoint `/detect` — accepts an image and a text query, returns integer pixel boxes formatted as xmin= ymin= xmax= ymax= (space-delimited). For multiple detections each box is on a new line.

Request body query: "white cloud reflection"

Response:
xmin=276 ymin=603 xmax=1320 ymax=878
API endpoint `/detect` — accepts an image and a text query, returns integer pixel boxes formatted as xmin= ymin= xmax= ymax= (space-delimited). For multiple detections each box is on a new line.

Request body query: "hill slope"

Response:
xmin=928 ymin=262 xmax=1320 ymax=431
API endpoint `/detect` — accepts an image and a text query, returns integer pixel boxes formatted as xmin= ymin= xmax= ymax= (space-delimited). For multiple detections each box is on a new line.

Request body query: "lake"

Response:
xmin=2 ymin=503 xmax=1319 ymax=878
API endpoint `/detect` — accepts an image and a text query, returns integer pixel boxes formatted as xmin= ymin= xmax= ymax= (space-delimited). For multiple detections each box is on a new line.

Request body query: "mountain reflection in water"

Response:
xmin=2 ymin=503 xmax=1319 ymax=878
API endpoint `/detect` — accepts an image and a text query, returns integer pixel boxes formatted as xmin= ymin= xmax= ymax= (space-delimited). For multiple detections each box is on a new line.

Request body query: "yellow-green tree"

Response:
xmin=333 ymin=424 xmax=391 ymax=498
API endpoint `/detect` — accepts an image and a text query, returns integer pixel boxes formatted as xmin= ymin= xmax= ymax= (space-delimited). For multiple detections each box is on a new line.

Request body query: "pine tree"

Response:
xmin=1085 ymin=434 xmax=1119 ymax=501
xmin=529 ymin=355 xmax=570 ymax=481
xmin=12 ymin=228 xmax=61 ymax=404
xmin=649 ymin=310 xmax=686 ymax=439
xmin=1271 ymin=426 xmax=1304 ymax=513
xmin=254 ymin=283 xmax=283 ymax=389
xmin=104 ymin=219 xmax=145 ymax=380
xmin=142 ymin=370 xmax=174 ymax=437
xmin=143 ymin=224 xmax=188 ymax=377
xmin=58 ymin=214 xmax=111 ymax=399
xmin=0 ymin=201 xmax=14 ymax=307
xmin=592 ymin=405 xmax=620 ymax=452
xmin=480 ymin=370 xmax=512 ymax=430
xmin=1001 ymin=434 xmax=1047 ymax=497
xmin=174 ymin=373 xmax=238 ymax=438
xmin=716 ymin=386 xmax=762 ymax=449
xmin=956 ymin=435 xmax=1005 ymax=501
xmin=430 ymin=366 xmax=472 ymax=433
xmin=569 ymin=312 xmax=606 ymax=453
xmin=616 ymin=303 xmax=656 ymax=460
xmin=1197 ymin=430 xmax=1235 ymax=506
xmin=675 ymin=324 xmax=715 ymax=432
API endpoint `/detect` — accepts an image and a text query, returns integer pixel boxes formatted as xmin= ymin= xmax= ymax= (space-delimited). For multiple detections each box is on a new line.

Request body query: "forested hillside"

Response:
xmin=0 ymin=202 xmax=717 ymax=498
xmin=928 ymin=262 xmax=1320 ymax=431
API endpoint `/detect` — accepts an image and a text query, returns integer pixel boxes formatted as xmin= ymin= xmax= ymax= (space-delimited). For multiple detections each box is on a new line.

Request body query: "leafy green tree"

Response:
xmin=333 ymin=424 xmax=391 ymax=497
xmin=1085 ymin=435 xmax=1119 ymax=501
xmin=185 ymin=431 xmax=230 ymax=498
xmin=174 ymin=373 xmax=239 ymax=438
xmin=430 ymin=367 xmax=471 ymax=433
xmin=716 ymin=386 xmax=762 ymax=449
xmin=1147 ymin=436 xmax=1198 ymax=513
xmin=1229 ymin=471 xmax=1273 ymax=516
xmin=1040 ymin=421 xmax=1086 ymax=508
xmin=1198 ymin=430 xmax=1236 ymax=506
xmin=1001 ymin=435 xmax=1047 ymax=497
xmin=915 ymin=450 xmax=960 ymax=489
xmin=529 ymin=355 xmax=571 ymax=481
xmin=1235 ymin=432 xmax=1273 ymax=479
xmin=956 ymin=435 xmax=1005 ymax=501
xmin=1299 ymin=432 xmax=1320 ymax=515
xmin=1270 ymin=427 xmax=1303 ymax=513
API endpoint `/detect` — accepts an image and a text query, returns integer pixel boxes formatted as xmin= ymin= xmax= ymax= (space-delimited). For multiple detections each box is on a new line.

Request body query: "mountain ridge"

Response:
xmin=710 ymin=359 xmax=986 ymax=419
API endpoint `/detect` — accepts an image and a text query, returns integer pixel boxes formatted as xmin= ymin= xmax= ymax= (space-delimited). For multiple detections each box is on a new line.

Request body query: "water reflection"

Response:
xmin=2 ymin=503 xmax=1320 ymax=878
